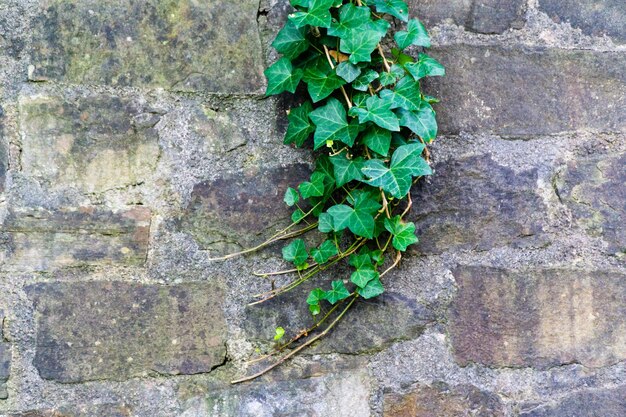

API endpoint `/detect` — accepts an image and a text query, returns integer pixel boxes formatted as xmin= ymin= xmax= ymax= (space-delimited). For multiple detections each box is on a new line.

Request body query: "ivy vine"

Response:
xmin=215 ymin=0 xmax=445 ymax=383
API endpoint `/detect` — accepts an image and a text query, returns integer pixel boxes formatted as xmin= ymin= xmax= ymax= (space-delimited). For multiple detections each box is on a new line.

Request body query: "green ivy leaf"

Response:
xmin=340 ymin=26 xmax=385 ymax=64
xmin=311 ymin=240 xmax=338 ymax=264
xmin=352 ymin=95 xmax=400 ymax=131
xmin=289 ymin=0 xmax=335 ymax=28
xmin=282 ymin=239 xmax=308 ymax=267
xmin=349 ymin=252 xmax=372 ymax=269
xmin=274 ymin=326 xmax=285 ymax=341
xmin=324 ymin=280 xmax=351 ymax=304
xmin=327 ymin=190 xmax=381 ymax=238
xmin=396 ymin=101 xmax=438 ymax=142
xmin=307 ymin=288 xmax=326 ymax=305
xmin=318 ymin=212 xmax=334 ymax=233
xmin=272 ymin=20 xmax=310 ymax=59
xmin=358 ymin=277 xmax=385 ymax=299
xmin=284 ymin=187 xmax=299 ymax=207
xmin=394 ymin=18 xmax=430 ymax=50
xmin=379 ymin=71 xmax=397 ymax=86
xmin=352 ymin=69 xmax=379 ymax=91
xmin=379 ymin=76 xmax=422 ymax=111
xmin=384 ymin=215 xmax=419 ymax=251
xmin=371 ymin=249 xmax=385 ymax=266
xmin=362 ymin=125 xmax=392 ymax=156
xmin=299 ymin=172 xmax=326 ymax=199
xmin=265 ymin=57 xmax=303 ymax=96
xmin=310 ymin=98 xmax=359 ymax=150
xmin=284 ymin=101 xmax=315 ymax=146
xmin=330 ymin=151 xmax=365 ymax=186
xmin=361 ymin=143 xmax=432 ymax=198
xmin=351 ymin=267 xmax=379 ymax=288
xmin=303 ymin=67 xmax=346 ymax=103
xmin=373 ymin=0 xmax=409 ymax=22
xmin=336 ymin=61 xmax=361 ymax=83
xmin=405 ymin=53 xmax=445 ymax=81
xmin=292 ymin=208 xmax=306 ymax=223
xmin=327 ymin=3 xmax=371 ymax=38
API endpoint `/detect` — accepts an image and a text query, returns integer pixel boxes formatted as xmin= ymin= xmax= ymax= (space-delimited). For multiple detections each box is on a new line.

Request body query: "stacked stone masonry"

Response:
xmin=0 ymin=0 xmax=624 ymax=416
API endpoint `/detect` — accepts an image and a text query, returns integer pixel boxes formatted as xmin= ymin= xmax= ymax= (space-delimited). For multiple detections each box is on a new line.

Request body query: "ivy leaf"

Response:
xmin=379 ymin=71 xmax=397 ymax=86
xmin=405 ymin=53 xmax=445 ymax=81
xmin=353 ymin=95 xmax=400 ymax=131
xmin=379 ymin=76 xmax=422 ymax=111
xmin=303 ymin=67 xmax=346 ymax=103
xmin=284 ymin=187 xmax=299 ymax=207
xmin=290 ymin=0 xmax=309 ymax=6
xmin=292 ymin=208 xmax=306 ymax=223
xmin=396 ymin=101 xmax=438 ymax=142
xmin=361 ymin=143 xmax=432 ymax=198
xmin=336 ymin=61 xmax=361 ymax=83
xmin=340 ymin=23 xmax=385 ymax=64
xmin=324 ymin=280 xmax=351 ymax=304
xmin=373 ymin=0 xmax=409 ymax=22
xmin=349 ymin=253 xmax=372 ymax=269
xmin=299 ymin=171 xmax=326 ymax=199
xmin=289 ymin=0 xmax=335 ymax=28
xmin=315 ymin=155 xmax=336 ymax=190
xmin=349 ymin=188 xmax=382 ymax=214
xmin=311 ymin=240 xmax=338 ymax=264
xmin=307 ymin=288 xmax=326 ymax=305
xmin=328 ymin=3 xmax=371 ymax=38
xmin=284 ymin=101 xmax=315 ymax=146
xmin=265 ymin=57 xmax=303 ymax=96
xmin=282 ymin=239 xmax=309 ymax=267
xmin=310 ymin=98 xmax=359 ymax=149
xmin=362 ymin=125 xmax=392 ymax=156
xmin=274 ymin=326 xmax=285 ymax=341
xmin=371 ymin=249 xmax=385 ymax=266
xmin=358 ymin=277 xmax=385 ymax=299
xmin=330 ymin=151 xmax=365 ymax=186
xmin=384 ymin=215 xmax=419 ymax=251
xmin=272 ymin=20 xmax=310 ymax=59
xmin=352 ymin=69 xmax=379 ymax=91
xmin=327 ymin=191 xmax=381 ymax=238
xmin=394 ymin=18 xmax=430 ymax=50
xmin=351 ymin=267 xmax=379 ymax=288
xmin=318 ymin=212 xmax=334 ymax=233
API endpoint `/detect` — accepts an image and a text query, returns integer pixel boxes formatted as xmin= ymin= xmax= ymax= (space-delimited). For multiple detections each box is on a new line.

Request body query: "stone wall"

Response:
xmin=0 ymin=0 xmax=624 ymax=416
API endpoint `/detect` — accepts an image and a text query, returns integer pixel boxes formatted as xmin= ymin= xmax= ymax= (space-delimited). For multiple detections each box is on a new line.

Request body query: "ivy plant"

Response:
xmin=216 ymin=0 xmax=444 ymax=384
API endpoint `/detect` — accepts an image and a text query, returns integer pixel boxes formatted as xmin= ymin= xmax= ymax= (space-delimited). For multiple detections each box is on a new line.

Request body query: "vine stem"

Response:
xmin=323 ymin=45 xmax=352 ymax=108
xmin=355 ymin=0 xmax=391 ymax=72
xmin=231 ymin=294 xmax=358 ymax=384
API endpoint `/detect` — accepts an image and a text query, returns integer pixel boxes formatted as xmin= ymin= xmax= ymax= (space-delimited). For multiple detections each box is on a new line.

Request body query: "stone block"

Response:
xmin=424 ymin=46 xmax=626 ymax=136
xmin=554 ymin=152 xmax=626 ymax=256
xmin=26 ymin=280 xmax=227 ymax=382
xmin=18 ymin=92 xmax=161 ymax=195
xmin=539 ymin=0 xmax=626 ymax=43
xmin=520 ymin=385 xmax=626 ymax=417
xmin=1 ymin=206 xmax=151 ymax=270
xmin=449 ymin=266 xmax=626 ymax=368
xmin=10 ymin=404 xmax=132 ymax=417
xmin=0 ymin=309 xmax=9 ymax=400
xmin=28 ymin=0 xmax=265 ymax=92
xmin=383 ymin=383 xmax=504 ymax=417
xmin=409 ymin=155 xmax=547 ymax=255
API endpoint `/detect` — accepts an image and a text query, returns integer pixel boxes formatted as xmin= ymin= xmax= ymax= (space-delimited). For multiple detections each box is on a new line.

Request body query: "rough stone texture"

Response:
xmin=18 ymin=92 xmax=161 ymax=195
xmin=0 ymin=130 xmax=6 ymax=194
xmin=26 ymin=281 xmax=227 ymax=383
xmin=519 ymin=385 xmax=626 ymax=416
xmin=424 ymin=46 xmax=626 ymax=136
xmin=178 ymin=164 xmax=311 ymax=252
xmin=409 ymin=155 xmax=547 ymax=254
xmin=244 ymin=290 xmax=435 ymax=354
xmin=383 ymin=383 xmax=505 ymax=417
xmin=449 ymin=266 xmax=626 ymax=369
xmin=28 ymin=0 xmax=265 ymax=92
xmin=0 ymin=310 xmax=9 ymax=400
xmin=0 ymin=206 xmax=151 ymax=271
xmin=539 ymin=0 xmax=626 ymax=43
xmin=554 ymin=152 xmax=626 ymax=256
xmin=10 ymin=404 xmax=133 ymax=417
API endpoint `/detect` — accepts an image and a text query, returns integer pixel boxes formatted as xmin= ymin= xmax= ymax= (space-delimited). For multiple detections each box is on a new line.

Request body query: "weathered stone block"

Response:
xmin=424 ymin=46 xmax=626 ymax=136
xmin=449 ymin=266 xmax=626 ymax=368
xmin=539 ymin=0 xmax=626 ymax=43
xmin=245 ymin=291 xmax=434 ymax=354
xmin=409 ymin=155 xmax=547 ymax=255
xmin=384 ymin=383 xmax=504 ymax=417
xmin=26 ymin=281 xmax=227 ymax=382
xmin=520 ymin=385 xmax=626 ymax=417
xmin=10 ymin=404 xmax=132 ymax=417
xmin=28 ymin=0 xmax=265 ymax=92
xmin=407 ymin=0 xmax=525 ymax=33
xmin=179 ymin=164 xmax=310 ymax=252
xmin=1 ymin=206 xmax=151 ymax=270
xmin=554 ymin=152 xmax=625 ymax=256
xmin=0 ymin=128 xmax=6 ymax=194
xmin=18 ymin=92 xmax=161 ymax=195
xmin=0 ymin=309 xmax=9 ymax=400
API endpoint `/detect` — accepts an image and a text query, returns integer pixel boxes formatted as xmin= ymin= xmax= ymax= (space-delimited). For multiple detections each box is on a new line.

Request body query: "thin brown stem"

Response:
xmin=323 ymin=45 xmax=352 ymax=108
xmin=377 ymin=44 xmax=391 ymax=72
xmin=232 ymin=294 xmax=358 ymax=384
xmin=401 ymin=192 xmax=413 ymax=218
xmin=380 ymin=250 xmax=402 ymax=278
